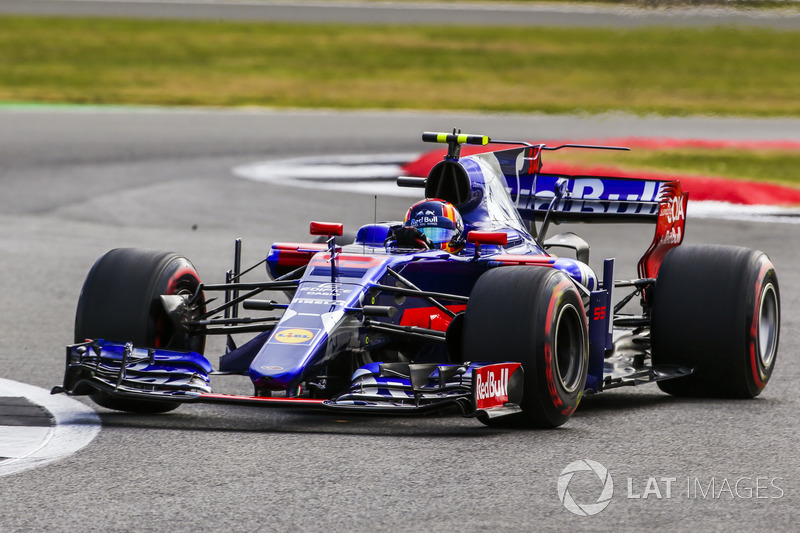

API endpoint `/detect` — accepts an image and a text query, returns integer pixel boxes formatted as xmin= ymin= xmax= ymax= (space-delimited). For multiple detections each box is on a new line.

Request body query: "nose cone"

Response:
xmin=250 ymin=326 xmax=324 ymax=390
xmin=249 ymin=257 xmax=388 ymax=393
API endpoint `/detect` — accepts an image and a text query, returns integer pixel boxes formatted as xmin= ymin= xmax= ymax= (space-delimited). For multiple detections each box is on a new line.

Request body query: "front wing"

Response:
xmin=53 ymin=340 xmax=524 ymax=419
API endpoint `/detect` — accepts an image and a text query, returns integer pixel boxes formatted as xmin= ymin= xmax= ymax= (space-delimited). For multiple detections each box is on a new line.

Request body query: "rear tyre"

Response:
xmin=75 ymin=248 xmax=206 ymax=413
xmin=651 ymin=245 xmax=779 ymax=398
xmin=463 ymin=267 xmax=588 ymax=428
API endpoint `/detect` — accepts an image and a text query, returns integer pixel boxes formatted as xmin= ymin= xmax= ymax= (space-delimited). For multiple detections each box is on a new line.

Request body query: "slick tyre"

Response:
xmin=651 ymin=245 xmax=780 ymax=398
xmin=463 ymin=267 xmax=588 ymax=428
xmin=75 ymin=248 xmax=206 ymax=413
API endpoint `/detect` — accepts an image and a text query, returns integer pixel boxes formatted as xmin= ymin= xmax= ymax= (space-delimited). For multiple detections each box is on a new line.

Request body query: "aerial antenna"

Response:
xmin=368 ymin=194 xmax=377 ymax=254
xmin=446 ymin=127 xmax=462 ymax=160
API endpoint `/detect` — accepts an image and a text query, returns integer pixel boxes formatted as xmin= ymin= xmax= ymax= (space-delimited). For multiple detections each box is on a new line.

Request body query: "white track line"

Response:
xmin=0 ymin=378 xmax=100 ymax=478
xmin=233 ymin=154 xmax=424 ymax=199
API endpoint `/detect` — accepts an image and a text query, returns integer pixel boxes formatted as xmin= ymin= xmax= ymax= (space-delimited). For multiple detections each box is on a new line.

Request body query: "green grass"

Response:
xmin=548 ymin=148 xmax=800 ymax=187
xmin=1 ymin=16 xmax=799 ymax=116
xmin=619 ymin=150 xmax=800 ymax=185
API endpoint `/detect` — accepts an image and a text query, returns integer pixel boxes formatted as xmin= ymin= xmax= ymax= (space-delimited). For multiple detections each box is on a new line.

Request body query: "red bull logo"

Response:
xmin=474 ymin=363 xmax=520 ymax=410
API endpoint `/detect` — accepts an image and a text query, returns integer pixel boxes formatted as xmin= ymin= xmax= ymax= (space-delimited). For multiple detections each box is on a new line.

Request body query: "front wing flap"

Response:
xmin=54 ymin=341 xmax=524 ymax=418
xmin=322 ymin=361 xmax=523 ymax=418
xmin=55 ymin=340 xmax=215 ymax=400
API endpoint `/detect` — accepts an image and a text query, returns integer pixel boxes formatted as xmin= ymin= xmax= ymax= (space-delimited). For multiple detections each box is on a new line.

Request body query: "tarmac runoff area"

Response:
xmin=2 ymin=131 xmax=798 ymax=478
xmin=0 ymin=379 xmax=100 ymax=478
xmin=1 ymin=0 xmax=798 ymax=30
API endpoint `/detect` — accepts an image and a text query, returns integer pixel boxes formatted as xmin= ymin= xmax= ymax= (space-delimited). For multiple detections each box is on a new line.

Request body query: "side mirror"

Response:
xmin=467 ymin=231 xmax=507 ymax=260
xmin=467 ymin=231 xmax=508 ymax=246
xmin=310 ymin=221 xmax=344 ymax=237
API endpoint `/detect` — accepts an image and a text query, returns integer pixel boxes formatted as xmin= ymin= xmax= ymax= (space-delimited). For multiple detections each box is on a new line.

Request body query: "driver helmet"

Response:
xmin=403 ymin=198 xmax=465 ymax=253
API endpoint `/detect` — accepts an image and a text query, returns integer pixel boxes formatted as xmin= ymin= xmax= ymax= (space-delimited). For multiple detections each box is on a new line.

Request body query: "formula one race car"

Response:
xmin=53 ymin=130 xmax=781 ymax=428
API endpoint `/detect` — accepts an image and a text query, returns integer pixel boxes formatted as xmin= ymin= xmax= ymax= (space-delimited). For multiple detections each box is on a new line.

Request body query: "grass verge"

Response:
xmin=546 ymin=147 xmax=800 ymax=188
xmin=1 ymin=16 xmax=799 ymax=116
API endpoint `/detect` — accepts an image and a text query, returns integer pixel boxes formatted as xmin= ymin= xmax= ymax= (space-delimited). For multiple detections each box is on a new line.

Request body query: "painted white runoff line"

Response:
xmin=0 ymin=378 xmax=100 ymax=478
xmin=233 ymin=154 xmax=424 ymax=199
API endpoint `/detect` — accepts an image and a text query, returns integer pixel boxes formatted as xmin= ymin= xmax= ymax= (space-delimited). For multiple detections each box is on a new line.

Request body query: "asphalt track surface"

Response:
xmin=0 ymin=107 xmax=799 ymax=532
xmin=2 ymin=0 xmax=799 ymax=29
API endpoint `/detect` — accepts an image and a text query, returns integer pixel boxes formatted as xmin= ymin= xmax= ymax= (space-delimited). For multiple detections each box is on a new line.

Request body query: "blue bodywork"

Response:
xmin=59 ymin=140 xmax=686 ymax=413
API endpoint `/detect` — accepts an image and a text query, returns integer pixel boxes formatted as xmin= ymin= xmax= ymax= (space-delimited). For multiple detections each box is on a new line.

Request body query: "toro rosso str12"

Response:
xmin=53 ymin=131 xmax=781 ymax=428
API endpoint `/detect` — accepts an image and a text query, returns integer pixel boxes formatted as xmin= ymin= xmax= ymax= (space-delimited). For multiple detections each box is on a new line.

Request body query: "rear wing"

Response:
xmin=414 ymin=132 xmax=688 ymax=278
xmin=483 ymin=148 xmax=688 ymax=278
xmin=478 ymin=146 xmax=669 ymax=224
xmin=416 ymin=132 xmax=671 ymax=224
xmin=517 ymin=172 xmax=666 ymax=224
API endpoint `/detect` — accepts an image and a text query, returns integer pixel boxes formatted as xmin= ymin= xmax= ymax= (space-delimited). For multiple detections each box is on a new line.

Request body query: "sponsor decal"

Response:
xmin=474 ymin=363 xmax=519 ymax=410
xmin=655 ymin=192 xmax=686 ymax=245
xmin=637 ymin=181 xmax=688 ymax=278
xmin=299 ymin=282 xmax=353 ymax=297
xmin=659 ymin=225 xmax=683 ymax=245
xmin=533 ymin=178 xmax=663 ymax=216
xmin=293 ymin=298 xmax=348 ymax=306
xmin=260 ymin=365 xmax=284 ymax=371
xmin=409 ymin=215 xmax=439 ymax=227
xmin=661 ymin=192 xmax=686 ymax=224
xmin=271 ymin=328 xmax=318 ymax=345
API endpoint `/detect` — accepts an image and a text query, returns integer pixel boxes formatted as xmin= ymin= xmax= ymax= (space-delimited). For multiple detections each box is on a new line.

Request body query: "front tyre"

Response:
xmin=651 ymin=245 xmax=780 ymax=398
xmin=74 ymin=248 xmax=206 ymax=413
xmin=463 ymin=267 xmax=588 ymax=428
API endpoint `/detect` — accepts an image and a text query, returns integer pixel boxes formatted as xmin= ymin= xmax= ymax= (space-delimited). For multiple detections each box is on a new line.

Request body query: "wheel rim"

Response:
xmin=554 ymin=303 xmax=585 ymax=394
xmin=757 ymin=283 xmax=779 ymax=369
xmin=155 ymin=274 xmax=203 ymax=351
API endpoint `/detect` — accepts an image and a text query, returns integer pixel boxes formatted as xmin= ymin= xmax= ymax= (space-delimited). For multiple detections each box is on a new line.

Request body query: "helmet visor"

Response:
xmin=419 ymin=226 xmax=455 ymax=246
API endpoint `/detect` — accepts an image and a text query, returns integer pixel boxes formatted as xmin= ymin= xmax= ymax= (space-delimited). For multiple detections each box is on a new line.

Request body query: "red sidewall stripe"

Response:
xmin=749 ymin=259 xmax=775 ymax=390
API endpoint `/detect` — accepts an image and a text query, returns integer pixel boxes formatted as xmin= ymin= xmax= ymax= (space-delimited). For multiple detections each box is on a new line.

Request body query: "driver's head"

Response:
xmin=403 ymin=198 xmax=465 ymax=253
